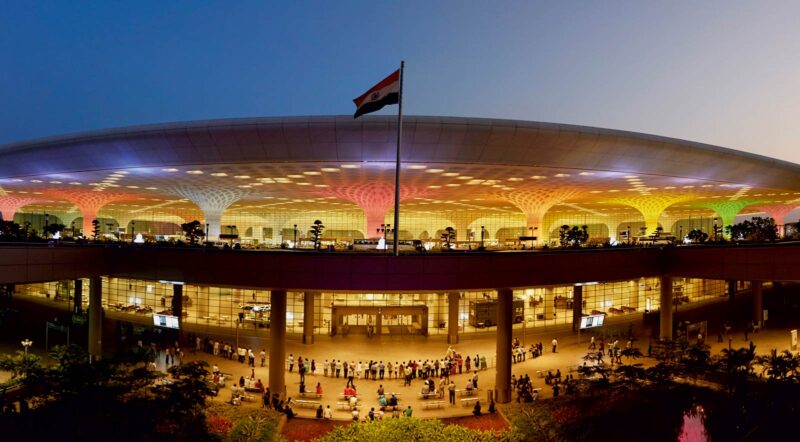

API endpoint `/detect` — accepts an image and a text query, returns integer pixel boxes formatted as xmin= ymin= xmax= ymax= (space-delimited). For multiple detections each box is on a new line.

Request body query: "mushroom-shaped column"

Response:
xmin=446 ymin=212 xmax=485 ymax=243
xmin=0 ymin=195 xmax=44 ymax=222
xmin=500 ymin=187 xmax=581 ymax=242
xmin=167 ymin=187 xmax=246 ymax=241
xmin=694 ymin=199 xmax=762 ymax=238
xmin=609 ymin=194 xmax=697 ymax=236
xmin=749 ymin=204 xmax=797 ymax=236
xmin=48 ymin=190 xmax=133 ymax=236
xmin=325 ymin=182 xmax=432 ymax=238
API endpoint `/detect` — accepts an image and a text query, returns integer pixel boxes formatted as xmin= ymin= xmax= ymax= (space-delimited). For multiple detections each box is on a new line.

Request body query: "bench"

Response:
xmin=377 ymin=393 xmax=401 ymax=399
xmin=338 ymin=394 xmax=358 ymax=400
xmin=240 ymin=394 xmax=255 ymax=402
xmin=294 ymin=399 xmax=321 ymax=409
xmin=455 ymin=388 xmax=479 ymax=397
xmin=461 ymin=397 xmax=479 ymax=406
xmin=336 ymin=401 xmax=361 ymax=411
xmin=621 ymin=306 xmax=637 ymax=313
xmin=421 ymin=401 xmax=446 ymax=410
xmin=418 ymin=393 xmax=439 ymax=400
xmin=298 ymin=391 xmax=322 ymax=399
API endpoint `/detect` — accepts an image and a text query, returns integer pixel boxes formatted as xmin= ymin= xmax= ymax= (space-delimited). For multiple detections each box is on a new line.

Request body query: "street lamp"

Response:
xmin=293 ymin=224 xmax=298 ymax=247
xmin=205 ymin=223 xmax=209 ymax=241
xmin=713 ymin=218 xmax=718 ymax=241
xmin=44 ymin=213 xmax=49 ymax=237
xmin=131 ymin=221 xmax=136 ymax=243
xmin=480 ymin=225 xmax=485 ymax=249
xmin=21 ymin=339 xmax=32 ymax=359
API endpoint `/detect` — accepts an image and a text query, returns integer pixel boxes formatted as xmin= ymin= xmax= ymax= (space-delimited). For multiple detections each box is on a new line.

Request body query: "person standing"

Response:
xmin=260 ymin=349 xmax=266 ymax=367
xmin=288 ymin=354 xmax=294 ymax=372
xmin=448 ymin=380 xmax=456 ymax=405
xmin=552 ymin=338 xmax=558 ymax=353
xmin=589 ymin=336 xmax=596 ymax=350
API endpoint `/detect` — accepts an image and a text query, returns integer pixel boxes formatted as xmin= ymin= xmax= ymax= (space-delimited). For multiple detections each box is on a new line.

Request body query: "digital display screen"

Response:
xmin=153 ymin=314 xmax=180 ymax=329
xmin=580 ymin=314 xmax=605 ymax=329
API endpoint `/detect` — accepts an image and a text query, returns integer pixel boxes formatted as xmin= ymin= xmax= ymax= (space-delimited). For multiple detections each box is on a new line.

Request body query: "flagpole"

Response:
xmin=393 ymin=60 xmax=404 ymax=257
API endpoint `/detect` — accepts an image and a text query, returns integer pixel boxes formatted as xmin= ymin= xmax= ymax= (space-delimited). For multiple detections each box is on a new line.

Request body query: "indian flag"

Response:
xmin=352 ymin=69 xmax=400 ymax=118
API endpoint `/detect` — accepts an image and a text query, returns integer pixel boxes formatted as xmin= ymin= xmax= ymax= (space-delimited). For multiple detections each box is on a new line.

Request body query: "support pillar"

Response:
xmin=303 ymin=292 xmax=315 ymax=344
xmin=659 ymin=275 xmax=673 ymax=340
xmin=73 ymin=279 xmax=83 ymax=315
xmin=448 ymin=292 xmax=460 ymax=344
xmin=728 ymin=280 xmax=737 ymax=302
xmin=494 ymin=288 xmax=513 ymax=403
xmin=376 ymin=311 xmax=383 ymax=335
xmin=172 ymin=284 xmax=183 ymax=332
xmin=752 ymin=281 xmax=763 ymax=327
xmin=543 ymin=287 xmax=554 ymax=319
xmin=572 ymin=285 xmax=583 ymax=332
xmin=88 ymin=276 xmax=102 ymax=360
xmin=269 ymin=289 xmax=287 ymax=400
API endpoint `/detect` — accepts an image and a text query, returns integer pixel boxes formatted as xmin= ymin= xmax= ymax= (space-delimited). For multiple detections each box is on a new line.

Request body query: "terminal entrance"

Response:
xmin=330 ymin=305 xmax=429 ymax=336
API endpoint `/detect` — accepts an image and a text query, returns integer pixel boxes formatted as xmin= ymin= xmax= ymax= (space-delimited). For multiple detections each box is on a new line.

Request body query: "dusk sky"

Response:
xmin=3 ymin=1 xmax=799 ymax=164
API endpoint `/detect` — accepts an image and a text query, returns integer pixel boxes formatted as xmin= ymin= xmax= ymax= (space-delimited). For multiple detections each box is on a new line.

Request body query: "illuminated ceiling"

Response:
xmin=1 ymin=116 xmax=799 ymax=234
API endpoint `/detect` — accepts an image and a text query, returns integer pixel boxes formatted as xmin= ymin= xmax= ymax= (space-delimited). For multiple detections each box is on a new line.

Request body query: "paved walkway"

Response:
xmin=171 ymin=320 xmax=799 ymax=420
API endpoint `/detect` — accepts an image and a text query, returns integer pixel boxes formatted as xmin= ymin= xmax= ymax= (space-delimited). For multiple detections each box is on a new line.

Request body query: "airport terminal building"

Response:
xmin=2 ymin=116 xmax=799 ymax=402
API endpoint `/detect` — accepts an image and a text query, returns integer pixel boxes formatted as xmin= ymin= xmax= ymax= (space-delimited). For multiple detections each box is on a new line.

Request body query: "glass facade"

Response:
xmin=12 ymin=276 xmax=742 ymax=339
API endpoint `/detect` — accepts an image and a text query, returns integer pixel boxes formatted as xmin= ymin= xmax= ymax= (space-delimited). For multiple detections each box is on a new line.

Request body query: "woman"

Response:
xmin=315 ymin=382 xmax=323 ymax=395
xmin=472 ymin=400 xmax=482 ymax=416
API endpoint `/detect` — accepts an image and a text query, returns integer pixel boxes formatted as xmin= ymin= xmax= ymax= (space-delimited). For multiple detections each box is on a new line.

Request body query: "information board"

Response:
xmin=580 ymin=314 xmax=605 ymax=329
xmin=153 ymin=314 xmax=180 ymax=329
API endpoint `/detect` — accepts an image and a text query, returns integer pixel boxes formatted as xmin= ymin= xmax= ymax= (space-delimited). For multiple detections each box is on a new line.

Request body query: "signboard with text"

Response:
xmin=580 ymin=314 xmax=605 ymax=330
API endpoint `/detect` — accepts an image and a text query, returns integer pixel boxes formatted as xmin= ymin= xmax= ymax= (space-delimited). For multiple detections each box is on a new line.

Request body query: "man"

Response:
xmin=472 ymin=371 xmax=479 ymax=389
xmin=448 ymin=380 xmax=456 ymax=405
xmin=260 ymin=349 xmax=266 ymax=367
xmin=323 ymin=405 xmax=333 ymax=419
xmin=288 ymin=354 xmax=294 ymax=372
xmin=552 ymin=338 xmax=558 ymax=353
xmin=335 ymin=360 xmax=342 ymax=378
xmin=403 ymin=405 xmax=413 ymax=417
xmin=379 ymin=361 xmax=385 ymax=380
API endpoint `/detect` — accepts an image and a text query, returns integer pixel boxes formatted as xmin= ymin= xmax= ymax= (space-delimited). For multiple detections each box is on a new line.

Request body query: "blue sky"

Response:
xmin=3 ymin=1 xmax=800 ymax=163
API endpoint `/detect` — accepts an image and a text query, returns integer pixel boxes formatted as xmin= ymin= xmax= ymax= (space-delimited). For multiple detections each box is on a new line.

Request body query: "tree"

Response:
xmin=686 ymin=229 xmax=708 ymax=244
xmin=309 ymin=219 xmax=325 ymax=250
xmin=725 ymin=217 xmax=778 ymax=242
xmin=441 ymin=226 xmax=456 ymax=250
xmin=0 ymin=220 xmax=23 ymax=240
xmin=91 ymin=219 xmax=101 ymax=240
xmin=558 ymin=225 xmax=589 ymax=248
xmin=181 ymin=220 xmax=206 ymax=245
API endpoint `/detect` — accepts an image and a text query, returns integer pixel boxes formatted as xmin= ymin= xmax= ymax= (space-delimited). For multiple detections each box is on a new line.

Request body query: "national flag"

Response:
xmin=352 ymin=69 xmax=400 ymax=118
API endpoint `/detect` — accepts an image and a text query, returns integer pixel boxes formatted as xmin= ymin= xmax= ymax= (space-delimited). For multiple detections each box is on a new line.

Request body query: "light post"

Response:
xmin=627 ymin=225 xmax=631 ymax=244
xmin=44 ymin=213 xmax=49 ymax=238
xmin=480 ymin=225 xmax=485 ymax=249
xmin=21 ymin=339 xmax=32 ymax=359
xmin=70 ymin=221 xmax=75 ymax=238
xmin=293 ymin=224 xmax=297 ymax=247
xmin=131 ymin=221 xmax=135 ymax=243
xmin=679 ymin=225 xmax=683 ymax=242
xmin=205 ymin=223 xmax=209 ymax=241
